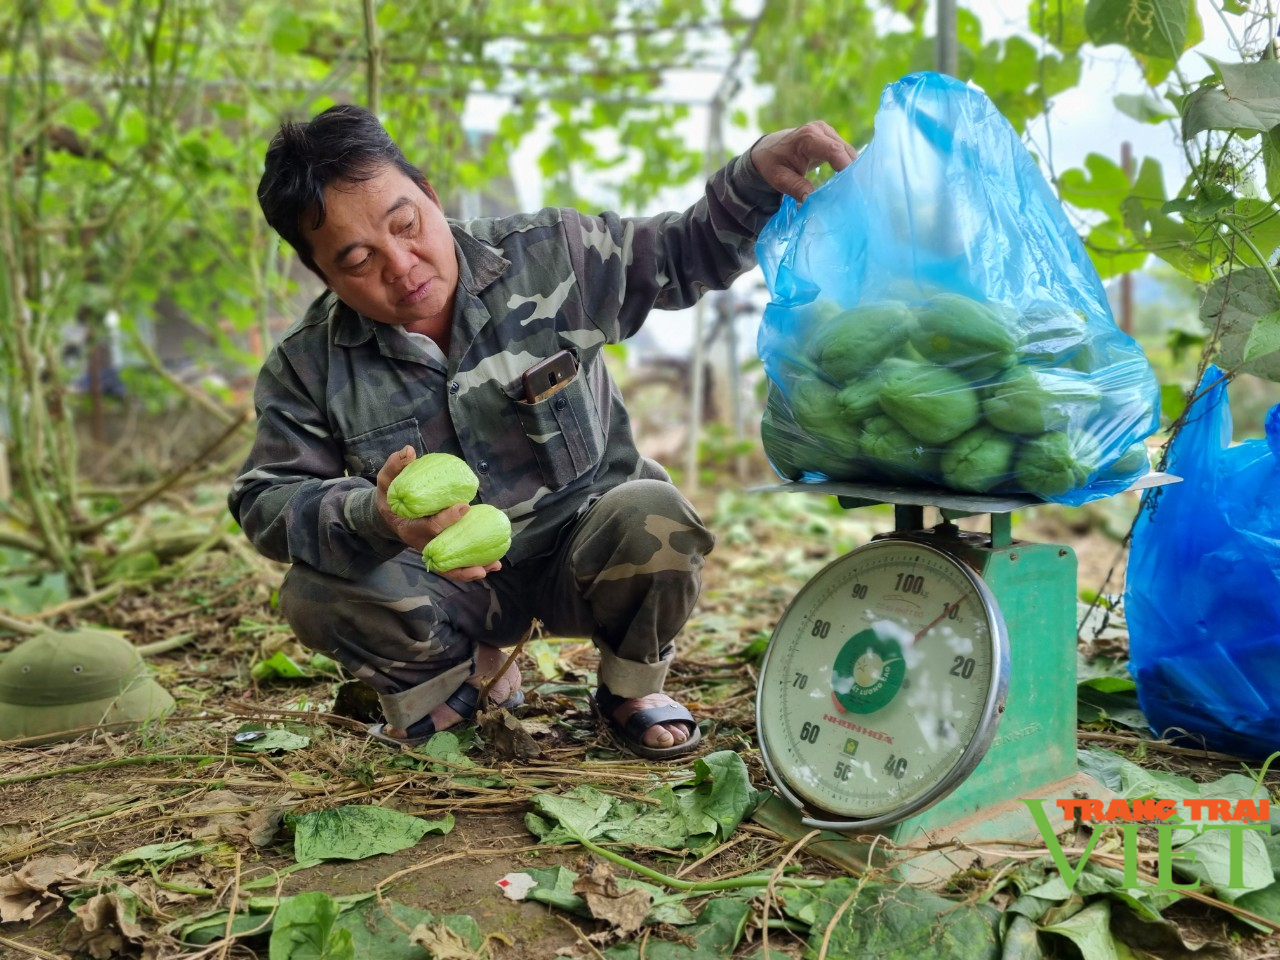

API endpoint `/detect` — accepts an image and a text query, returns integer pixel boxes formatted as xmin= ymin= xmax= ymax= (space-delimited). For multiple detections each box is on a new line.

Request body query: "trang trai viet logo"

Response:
xmin=1020 ymin=796 xmax=1272 ymax=892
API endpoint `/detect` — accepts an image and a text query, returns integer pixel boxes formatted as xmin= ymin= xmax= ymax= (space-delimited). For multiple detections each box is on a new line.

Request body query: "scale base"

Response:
xmin=753 ymin=771 xmax=1119 ymax=887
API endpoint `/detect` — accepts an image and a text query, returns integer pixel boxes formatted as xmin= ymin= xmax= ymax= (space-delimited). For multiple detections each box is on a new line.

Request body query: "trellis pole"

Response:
xmin=685 ymin=13 xmax=762 ymax=492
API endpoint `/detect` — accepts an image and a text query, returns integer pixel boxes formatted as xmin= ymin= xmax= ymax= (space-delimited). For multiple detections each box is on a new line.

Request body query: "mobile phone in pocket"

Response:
xmin=521 ymin=349 xmax=578 ymax=403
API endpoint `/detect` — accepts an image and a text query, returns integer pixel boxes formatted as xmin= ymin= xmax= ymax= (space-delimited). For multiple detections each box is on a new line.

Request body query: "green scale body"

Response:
xmin=753 ymin=487 xmax=1119 ymax=882
xmin=919 ymin=510 xmax=1079 ymax=833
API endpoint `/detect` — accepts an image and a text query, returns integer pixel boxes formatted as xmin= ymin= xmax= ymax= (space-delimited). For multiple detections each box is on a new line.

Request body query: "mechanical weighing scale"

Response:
xmin=750 ymin=475 xmax=1176 ymax=882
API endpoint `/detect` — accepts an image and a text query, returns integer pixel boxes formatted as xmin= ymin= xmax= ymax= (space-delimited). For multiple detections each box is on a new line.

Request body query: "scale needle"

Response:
xmin=913 ymin=595 xmax=965 ymax=643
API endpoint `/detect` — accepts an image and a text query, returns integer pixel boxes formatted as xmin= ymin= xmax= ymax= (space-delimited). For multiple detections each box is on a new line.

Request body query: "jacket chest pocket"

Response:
xmin=342 ymin=418 xmax=422 ymax=479
xmin=511 ymin=372 xmax=605 ymax=490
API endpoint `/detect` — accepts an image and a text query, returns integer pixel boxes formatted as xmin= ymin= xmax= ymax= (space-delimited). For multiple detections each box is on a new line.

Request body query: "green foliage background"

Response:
xmin=3 ymin=0 xmax=1280 ymax=590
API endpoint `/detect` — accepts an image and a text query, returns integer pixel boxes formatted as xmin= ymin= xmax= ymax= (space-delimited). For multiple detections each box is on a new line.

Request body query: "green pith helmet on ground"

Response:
xmin=0 ymin=628 xmax=174 ymax=745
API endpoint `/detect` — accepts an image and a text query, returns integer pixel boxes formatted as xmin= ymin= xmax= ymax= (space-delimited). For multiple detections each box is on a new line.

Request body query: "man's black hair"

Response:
xmin=257 ymin=104 xmax=426 ymax=278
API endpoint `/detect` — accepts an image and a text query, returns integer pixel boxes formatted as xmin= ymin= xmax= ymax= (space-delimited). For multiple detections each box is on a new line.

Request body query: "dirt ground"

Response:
xmin=0 ymin=660 xmax=818 ymax=959
xmin=0 ymin=473 xmax=1271 ymax=959
xmin=0 ymin=484 xmax=832 ymax=959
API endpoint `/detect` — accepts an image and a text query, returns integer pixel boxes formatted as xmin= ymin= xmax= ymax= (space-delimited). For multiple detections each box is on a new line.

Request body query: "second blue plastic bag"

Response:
xmin=1125 ymin=367 xmax=1280 ymax=759
xmin=756 ymin=72 xmax=1159 ymax=504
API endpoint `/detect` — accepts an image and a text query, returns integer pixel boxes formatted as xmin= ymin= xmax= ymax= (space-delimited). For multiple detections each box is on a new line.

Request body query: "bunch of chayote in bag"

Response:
xmin=761 ymin=293 xmax=1150 ymax=498
xmin=386 ymin=452 xmax=512 ymax=571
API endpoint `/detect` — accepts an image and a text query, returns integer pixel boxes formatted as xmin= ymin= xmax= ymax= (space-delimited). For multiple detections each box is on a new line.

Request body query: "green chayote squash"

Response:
xmin=1095 ymin=440 xmax=1151 ymax=484
xmin=859 ymin=414 xmax=939 ymax=481
xmin=761 ymin=385 xmax=866 ymax=481
xmin=1111 ymin=441 xmax=1151 ymax=475
xmin=1014 ymin=304 xmax=1088 ymax=366
xmin=808 ymin=300 xmax=915 ymax=381
xmin=939 ymin=425 xmax=1016 ymax=493
xmin=877 ymin=358 xmax=980 ymax=445
xmin=982 ymin=366 xmax=1101 ymax=435
xmin=789 ymin=376 xmax=862 ymax=447
xmin=835 ymin=375 xmax=882 ymax=422
xmin=422 ymin=504 xmax=512 ymax=572
xmin=760 ymin=390 xmax=803 ymax=481
xmin=1014 ymin=432 xmax=1101 ymax=499
xmin=910 ymin=293 xmax=1017 ymax=378
xmin=387 ymin=452 xmax=480 ymax=519
xmin=794 ymin=298 xmax=843 ymax=339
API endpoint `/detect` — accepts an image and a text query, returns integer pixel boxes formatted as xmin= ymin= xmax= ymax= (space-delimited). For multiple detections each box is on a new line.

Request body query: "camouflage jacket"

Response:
xmin=228 ymin=149 xmax=782 ymax=578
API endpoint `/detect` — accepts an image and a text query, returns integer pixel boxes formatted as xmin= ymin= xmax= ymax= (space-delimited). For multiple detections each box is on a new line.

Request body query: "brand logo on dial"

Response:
xmin=831 ymin=626 xmax=905 ymax=714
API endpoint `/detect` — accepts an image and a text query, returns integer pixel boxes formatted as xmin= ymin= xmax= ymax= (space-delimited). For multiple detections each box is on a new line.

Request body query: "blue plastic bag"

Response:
xmin=755 ymin=72 xmax=1159 ymax=504
xmin=1125 ymin=366 xmax=1280 ymax=759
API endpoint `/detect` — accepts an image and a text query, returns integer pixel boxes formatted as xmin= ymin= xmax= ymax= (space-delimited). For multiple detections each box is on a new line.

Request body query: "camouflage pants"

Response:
xmin=278 ymin=479 xmax=714 ymax=730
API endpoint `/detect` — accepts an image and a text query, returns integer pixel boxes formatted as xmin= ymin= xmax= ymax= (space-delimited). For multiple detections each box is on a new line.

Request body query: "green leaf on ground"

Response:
xmin=526 ymin=785 xmax=621 ymax=844
xmin=267 ymin=895 xmax=481 ymax=960
xmin=1235 ymin=879 xmax=1280 ymax=927
xmin=173 ymin=892 xmax=480 ymax=954
xmin=1232 ymin=830 xmax=1280 ymax=926
xmin=1075 ymin=748 xmax=1273 ymax=901
xmin=525 ymin=637 xmax=564 ymax=679
xmin=0 ymin=571 xmax=69 ymax=614
xmin=1076 ymin=655 xmax=1146 ymax=728
xmin=1039 ymin=899 xmax=1123 ymax=960
xmin=233 ymin=724 xmax=312 ymax=752
xmin=1080 ymin=748 xmax=1270 ymax=807
xmin=602 ymin=897 xmax=751 ymax=959
xmin=268 ymin=891 xmax=354 ymax=960
xmin=339 ymin=901 xmax=482 ymax=959
xmin=1025 ymin=865 xmax=1180 ymax=922
xmin=250 ymin=651 xmax=341 ymax=681
xmin=776 ymin=879 xmax=1000 ymax=959
xmin=1077 ymin=689 xmax=1149 ymax=730
xmin=102 ymin=840 xmax=213 ymax=875
xmin=525 ymin=751 xmax=762 ymax=852
xmin=173 ymin=897 xmax=299 ymax=945
xmin=1075 ymin=660 xmax=1146 ymax=727
xmin=1177 ymin=821 xmax=1274 ymax=903
xmin=518 ymin=866 xmax=696 ymax=927
xmin=1076 ymin=651 xmax=1135 ymax=691
xmin=252 ymin=651 xmax=308 ymax=681
xmin=519 ymin=866 xmax=582 ymax=913
xmin=290 ymin=805 xmax=453 ymax=863
xmin=999 ymin=914 xmax=1048 ymax=960
xmin=686 ymin=752 xmax=766 ymax=841
xmin=406 ymin=730 xmax=506 ymax=787
xmin=603 ymin=788 xmax=706 ymax=851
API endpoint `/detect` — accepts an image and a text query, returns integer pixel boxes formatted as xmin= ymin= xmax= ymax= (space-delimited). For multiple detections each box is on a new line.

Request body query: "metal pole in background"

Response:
xmin=936 ymin=0 xmax=957 ymax=76
xmin=1120 ymin=141 xmax=1135 ymax=335
xmin=684 ymin=95 xmax=722 ymax=495
xmin=684 ymin=12 xmax=760 ymax=494
xmin=725 ymin=294 xmax=747 ymax=481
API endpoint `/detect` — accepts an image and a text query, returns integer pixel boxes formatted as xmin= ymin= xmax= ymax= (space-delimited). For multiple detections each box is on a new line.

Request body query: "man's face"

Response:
xmin=304 ymin=164 xmax=459 ymax=335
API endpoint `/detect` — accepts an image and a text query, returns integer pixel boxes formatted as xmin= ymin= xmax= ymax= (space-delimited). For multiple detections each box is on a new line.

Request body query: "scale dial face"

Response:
xmin=757 ymin=537 xmax=1009 ymax=829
